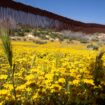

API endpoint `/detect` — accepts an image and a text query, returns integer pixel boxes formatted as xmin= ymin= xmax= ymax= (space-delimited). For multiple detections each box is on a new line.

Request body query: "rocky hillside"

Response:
xmin=1 ymin=0 xmax=105 ymax=34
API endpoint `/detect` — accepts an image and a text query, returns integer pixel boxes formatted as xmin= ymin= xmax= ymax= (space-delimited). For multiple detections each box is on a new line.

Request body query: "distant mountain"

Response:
xmin=0 ymin=0 xmax=105 ymax=34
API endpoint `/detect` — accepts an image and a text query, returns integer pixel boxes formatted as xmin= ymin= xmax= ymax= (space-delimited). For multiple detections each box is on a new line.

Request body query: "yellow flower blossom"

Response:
xmin=58 ymin=78 xmax=65 ymax=83
xmin=0 ymin=90 xmax=10 ymax=96
xmin=83 ymin=79 xmax=94 ymax=85
xmin=0 ymin=75 xmax=7 ymax=80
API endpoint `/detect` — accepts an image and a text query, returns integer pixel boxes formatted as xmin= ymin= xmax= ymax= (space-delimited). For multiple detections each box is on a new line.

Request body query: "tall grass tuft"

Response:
xmin=0 ymin=28 xmax=13 ymax=67
xmin=93 ymin=50 xmax=105 ymax=86
xmin=0 ymin=28 xmax=17 ymax=101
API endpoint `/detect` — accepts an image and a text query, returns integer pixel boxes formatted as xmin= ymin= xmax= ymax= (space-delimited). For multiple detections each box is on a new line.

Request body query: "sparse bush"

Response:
xmin=33 ymin=39 xmax=47 ymax=44
xmin=87 ymin=44 xmax=99 ymax=50
xmin=79 ymin=38 xmax=89 ymax=43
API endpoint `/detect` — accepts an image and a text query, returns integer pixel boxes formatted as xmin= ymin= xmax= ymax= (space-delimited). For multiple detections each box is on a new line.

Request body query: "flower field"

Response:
xmin=0 ymin=41 xmax=105 ymax=105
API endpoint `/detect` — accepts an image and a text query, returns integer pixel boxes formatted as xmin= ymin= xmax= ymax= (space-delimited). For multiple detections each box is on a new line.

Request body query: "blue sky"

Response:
xmin=16 ymin=0 xmax=105 ymax=24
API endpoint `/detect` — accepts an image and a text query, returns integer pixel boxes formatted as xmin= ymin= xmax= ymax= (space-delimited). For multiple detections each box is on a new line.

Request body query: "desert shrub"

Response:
xmin=87 ymin=44 xmax=99 ymax=50
xmin=24 ymin=28 xmax=31 ymax=33
xmin=33 ymin=40 xmax=47 ymax=44
xmin=79 ymin=38 xmax=89 ymax=43
xmin=13 ymin=29 xmax=25 ymax=36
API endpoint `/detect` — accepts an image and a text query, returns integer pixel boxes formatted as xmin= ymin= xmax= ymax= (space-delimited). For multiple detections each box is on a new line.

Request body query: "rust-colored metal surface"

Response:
xmin=0 ymin=0 xmax=105 ymax=33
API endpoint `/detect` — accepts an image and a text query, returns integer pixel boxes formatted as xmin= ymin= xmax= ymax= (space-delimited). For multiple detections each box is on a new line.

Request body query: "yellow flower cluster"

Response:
xmin=0 ymin=41 xmax=105 ymax=104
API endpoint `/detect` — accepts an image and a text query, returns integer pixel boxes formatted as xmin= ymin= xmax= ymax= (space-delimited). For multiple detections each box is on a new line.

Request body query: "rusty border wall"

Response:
xmin=0 ymin=0 xmax=105 ymax=33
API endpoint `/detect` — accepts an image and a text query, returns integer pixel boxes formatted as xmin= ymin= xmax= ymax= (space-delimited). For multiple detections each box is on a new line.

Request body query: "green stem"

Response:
xmin=11 ymin=64 xmax=17 ymax=101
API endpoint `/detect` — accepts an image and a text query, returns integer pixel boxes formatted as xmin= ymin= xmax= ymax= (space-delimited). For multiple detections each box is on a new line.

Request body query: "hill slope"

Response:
xmin=0 ymin=0 xmax=105 ymax=33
